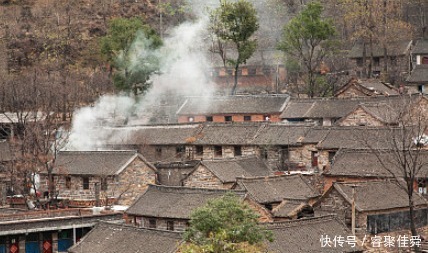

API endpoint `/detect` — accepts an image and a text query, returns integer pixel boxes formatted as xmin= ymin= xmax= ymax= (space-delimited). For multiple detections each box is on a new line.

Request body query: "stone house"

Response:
xmin=313 ymin=181 xmax=428 ymax=235
xmin=323 ymin=150 xmax=428 ymax=193
xmin=266 ymin=215 xmax=364 ymax=252
xmin=39 ymin=150 xmax=157 ymax=206
xmin=182 ymin=157 xmax=272 ymax=189
xmin=348 ymin=40 xmax=412 ymax=81
xmin=125 ymin=184 xmax=271 ymax=232
xmin=337 ymin=103 xmax=399 ymax=127
xmin=154 ymin=160 xmax=200 ymax=186
xmin=68 ymin=222 xmax=182 ymax=253
xmin=407 ymin=39 xmax=428 ymax=94
xmin=335 ymin=78 xmax=399 ymax=98
xmin=235 ymin=174 xmax=321 ymax=211
xmin=176 ymin=95 xmax=289 ymax=123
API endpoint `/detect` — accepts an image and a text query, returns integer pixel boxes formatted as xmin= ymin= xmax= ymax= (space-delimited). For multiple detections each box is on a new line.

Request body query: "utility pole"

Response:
xmin=351 ymin=184 xmax=357 ymax=236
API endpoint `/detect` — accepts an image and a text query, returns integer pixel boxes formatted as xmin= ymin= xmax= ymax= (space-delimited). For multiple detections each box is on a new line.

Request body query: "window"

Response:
xmin=248 ymin=68 xmax=257 ymax=75
xmin=264 ymin=115 xmax=271 ymax=121
xmin=65 ymin=176 xmax=71 ymax=189
xmin=148 ymin=219 xmax=156 ymax=228
xmin=356 ymin=58 xmax=363 ymax=67
xmin=82 ymin=177 xmax=89 ymax=190
xmin=206 ymin=116 xmax=213 ymax=122
xmin=422 ymin=56 xmax=428 ymax=64
xmin=311 ymin=151 xmax=319 ymax=167
xmin=224 ymin=116 xmax=232 ymax=122
xmin=234 ymin=146 xmax=242 ymax=156
xmin=328 ymin=151 xmax=336 ymax=164
xmin=244 ymin=115 xmax=251 ymax=121
xmin=167 ymin=221 xmax=174 ymax=231
xmin=214 ymin=146 xmax=222 ymax=157
xmin=261 ymin=149 xmax=268 ymax=160
xmin=418 ymin=85 xmax=425 ymax=93
xmin=373 ymin=57 xmax=380 ymax=66
xmin=390 ymin=56 xmax=397 ymax=66
xmin=176 ymin=146 xmax=185 ymax=157
xmin=195 ymin=146 xmax=203 ymax=155
xmin=188 ymin=116 xmax=194 ymax=122
xmin=155 ymin=147 xmax=162 ymax=158
xmin=101 ymin=178 xmax=108 ymax=191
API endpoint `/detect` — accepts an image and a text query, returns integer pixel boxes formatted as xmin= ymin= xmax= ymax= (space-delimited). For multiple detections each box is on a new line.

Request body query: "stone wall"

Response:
xmin=338 ymin=107 xmax=384 ymax=126
xmin=182 ymin=165 xmax=227 ymax=189
xmin=336 ymin=86 xmax=368 ymax=98
xmin=40 ymin=157 xmax=156 ymax=206
xmin=137 ymin=216 xmax=188 ymax=232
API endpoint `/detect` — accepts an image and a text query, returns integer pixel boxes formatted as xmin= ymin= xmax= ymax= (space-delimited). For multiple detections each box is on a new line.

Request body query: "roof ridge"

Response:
xmin=147 ymin=184 xmax=246 ymax=195
xmin=265 ymin=215 xmax=338 ymax=229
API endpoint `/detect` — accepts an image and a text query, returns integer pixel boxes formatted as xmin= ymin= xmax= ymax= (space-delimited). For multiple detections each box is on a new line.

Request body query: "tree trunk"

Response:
xmin=231 ymin=64 xmax=239 ymax=95
xmin=408 ymin=192 xmax=421 ymax=252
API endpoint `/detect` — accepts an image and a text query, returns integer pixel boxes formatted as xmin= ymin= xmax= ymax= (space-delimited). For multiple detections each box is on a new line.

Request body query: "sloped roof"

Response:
xmin=348 ymin=40 xmax=411 ymax=58
xmin=155 ymin=161 xmax=200 ymax=186
xmin=0 ymin=141 xmax=12 ymax=162
xmin=407 ymin=64 xmax=428 ymax=83
xmin=412 ymin=40 xmax=428 ymax=55
xmin=325 ymin=150 xmax=428 ymax=178
xmin=251 ymin=125 xmax=309 ymax=145
xmin=126 ymin=184 xmax=246 ymax=219
xmin=359 ymin=81 xmax=399 ymax=95
xmin=267 ymin=216 xmax=363 ymax=252
xmin=105 ymin=124 xmax=201 ymax=145
xmin=316 ymin=127 xmax=401 ymax=150
xmin=332 ymin=181 xmax=428 ymax=212
xmin=198 ymin=157 xmax=272 ymax=183
xmin=236 ymin=175 xmax=320 ymax=204
xmin=176 ymin=95 xmax=289 ymax=115
xmin=68 ymin=222 xmax=182 ymax=253
xmin=354 ymin=103 xmax=399 ymax=124
xmin=301 ymin=127 xmax=331 ymax=144
xmin=193 ymin=123 xmax=261 ymax=145
xmin=280 ymin=99 xmax=360 ymax=119
xmin=52 ymin=150 xmax=155 ymax=176
xmin=271 ymin=199 xmax=310 ymax=218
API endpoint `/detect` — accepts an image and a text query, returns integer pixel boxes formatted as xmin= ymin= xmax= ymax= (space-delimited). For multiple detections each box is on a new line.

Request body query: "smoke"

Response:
xmin=66 ymin=15 xmax=216 ymax=150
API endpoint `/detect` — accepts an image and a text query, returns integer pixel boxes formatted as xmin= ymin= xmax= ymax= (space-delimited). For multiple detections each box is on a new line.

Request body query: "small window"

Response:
xmin=155 ymin=147 xmax=162 ymax=158
xmin=206 ymin=116 xmax=213 ymax=122
xmin=356 ymin=58 xmax=363 ymax=67
xmin=214 ymin=146 xmax=222 ymax=157
xmin=328 ymin=151 xmax=336 ymax=164
xmin=195 ymin=146 xmax=203 ymax=155
xmin=418 ymin=85 xmax=425 ymax=93
xmin=65 ymin=176 xmax=71 ymax=189
xmin=82 ymin=177 xmax=89 ymax=190
xmin=373 ymin=57 xmax=380 ymax=66
xmin=244 ymin=115 xmax=251 ymax=121
xmin=176 ymin=146 xmax=185 ymax=156
xmin=148 ymin=219 xmax=156 ymax=228
xmin=248 ymin=68 xmax=257 ymax=75
xmin=167 ymin=221 xmax=174 ymax=231
xmin=261 ymin=149 xmax=268 ymax=160
xmin=422 ymin=56 xmax=428 ymax=64
xmin=234 ymin=146 xmax=242 ymax=156
xmin=311 ymin=151 xmax=318 ymax=167
xmin=101 ymin=178 xmax=108 ymax=191
xmin=224 ymin=116 xmax=232 ymax=122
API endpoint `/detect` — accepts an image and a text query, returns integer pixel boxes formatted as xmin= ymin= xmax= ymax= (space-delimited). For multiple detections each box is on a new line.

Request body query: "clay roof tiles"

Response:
xmin=68 ymin=222 xmax=182 ymax=253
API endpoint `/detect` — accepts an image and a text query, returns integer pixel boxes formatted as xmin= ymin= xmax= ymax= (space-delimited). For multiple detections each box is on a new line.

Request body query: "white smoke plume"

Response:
xmin=67 ymin=16 xmax=215 ymax=150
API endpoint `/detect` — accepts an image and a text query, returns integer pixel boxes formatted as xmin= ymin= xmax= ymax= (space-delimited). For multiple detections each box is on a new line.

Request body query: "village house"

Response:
xmin=125 ymin=184 xmax=271 ymax=232
xmin=335 ymin=78 xmax=399 ymax=98
xmin=235 ymin=174 xmax=321 ymax=211
xmin=154 ymin=160 xmax=200 ymax=186
xmin=323 ymin=150 xmax=428 ymax=193
xmin=0 ymin=208 xmax=122 ymax=253
xmin=314 ymin=181 xmax=428 ymax=235
xmin=176 ymin=95 xmax=289 ymax=123
xmin=68 ymin=222 xmax=182 ymax=253
xmin=270 ymin=198 xmax=315 ymax=221
xmin=407 ymin=39 xmax=428 ymax=94
xmin=182 ymin=157 xmax=272 ymax=189
xmin=348 ymin=40 xmax=412 ymax=81
xmin=266 ymin=215 xmax=364 ymax=252
xmin=39 ymin=150 xmax=157 ymax=207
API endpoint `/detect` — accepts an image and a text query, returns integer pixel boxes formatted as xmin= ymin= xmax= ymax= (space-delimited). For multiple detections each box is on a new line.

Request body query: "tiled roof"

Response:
xmin=332 ymin=181 xmax=428 ymax=212
xmin=301 ymin=127 xmax=331 ymax=144
xmin=236 ymin=175 xmax=320 ymax=204
xmin=199 ymin=157 xmax=272 ymax=183
xmin=125 ymin=184 xmax=246 ymax=219
xmin=356 ymin=103 xmax=399 ymax=124
xmin=358 ymin=81 xmax=399 ymax=96
xmin=271 ymin=199 xmax=310 ymax=218
xmin=0 ymin=141 xmax=12 ymax=162
xmin=280 ymin=99 xmax=361 ymax=119
xmin=407 ymin=64 xmax=428 ymax=83
xmin=267 ymin=216 xmax=363 ymax=252
xmin=251 ymin=125 xmax=309 ymax=145
xmin=348 ymin=40 xmax=411 ymax=58
xmin=52 ymin=150 xmax=155 ymax=176
xmin=176 ymin=95 xmax=289 ymax=115
xmin=68 ymin=222 xmax=182 ymax=253
xmin=412 ymin=40 xmax=428 ymax=55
